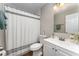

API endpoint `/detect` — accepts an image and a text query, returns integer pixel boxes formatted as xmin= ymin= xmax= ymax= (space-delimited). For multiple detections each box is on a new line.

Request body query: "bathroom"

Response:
xmin=0 ymin=3 xmax=79 ymax=56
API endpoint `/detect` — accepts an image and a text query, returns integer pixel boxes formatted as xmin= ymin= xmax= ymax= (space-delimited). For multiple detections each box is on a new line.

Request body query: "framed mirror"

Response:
xmin=54 ymin=3 xmax=79 ymax=33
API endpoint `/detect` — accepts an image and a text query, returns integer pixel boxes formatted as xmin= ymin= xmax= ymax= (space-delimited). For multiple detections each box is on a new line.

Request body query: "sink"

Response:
xmin=49 ymin=36 xmax=59 ymax=41
xmin=40 ymin=35 xmax=48 ymax=38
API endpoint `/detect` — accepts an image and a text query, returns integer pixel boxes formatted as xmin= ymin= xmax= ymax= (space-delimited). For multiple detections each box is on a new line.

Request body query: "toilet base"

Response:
xmin=33 ymin=48 xmax=42 ymax=56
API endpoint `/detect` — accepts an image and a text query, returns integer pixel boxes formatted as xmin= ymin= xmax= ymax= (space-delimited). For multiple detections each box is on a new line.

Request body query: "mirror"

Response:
xmin=54 ymin=3 xmax=79 ymax=33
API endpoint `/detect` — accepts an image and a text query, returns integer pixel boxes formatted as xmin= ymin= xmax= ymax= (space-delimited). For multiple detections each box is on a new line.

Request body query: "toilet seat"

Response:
xmin=30 ymin=43 xmax=42 ymax=51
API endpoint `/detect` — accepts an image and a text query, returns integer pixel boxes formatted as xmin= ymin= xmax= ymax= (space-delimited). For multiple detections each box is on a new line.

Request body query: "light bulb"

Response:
xmin=59 ymin=3 xmax=64 ymax=8
xmin=53 ymin=5 xmax=57 ymax=10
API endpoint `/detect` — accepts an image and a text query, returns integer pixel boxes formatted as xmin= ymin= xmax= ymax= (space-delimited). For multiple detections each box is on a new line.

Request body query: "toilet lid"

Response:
xmin=30 ymin=43 xmax=42 ymax=51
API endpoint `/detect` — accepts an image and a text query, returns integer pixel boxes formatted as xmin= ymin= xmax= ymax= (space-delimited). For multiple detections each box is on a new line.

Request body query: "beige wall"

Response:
xmin=54 ymin=5 xmax=79 ymax=33
xmin=40 ymin=4 xmax=54 ymax=37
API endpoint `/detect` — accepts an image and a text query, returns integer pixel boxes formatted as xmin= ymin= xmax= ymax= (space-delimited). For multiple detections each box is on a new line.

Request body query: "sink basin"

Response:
xmin=47 ymin=36 xmax=59 ymax=41
xmin=52 ymin=36 xmax=59 ymax=40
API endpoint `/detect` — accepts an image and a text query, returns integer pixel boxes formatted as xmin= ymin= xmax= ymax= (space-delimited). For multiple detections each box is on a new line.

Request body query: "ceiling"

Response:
xmin=5 ymin=3 xmax=46 ymax=16
xmin=5 ymin=3 xmax=79 ymax=16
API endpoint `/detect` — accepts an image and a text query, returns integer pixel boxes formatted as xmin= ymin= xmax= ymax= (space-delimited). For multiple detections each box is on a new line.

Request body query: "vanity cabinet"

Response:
xmin=43 ymin=41 xmax=75 ymax=56
xmin=43 ymin=44 xmax=56 ymax=56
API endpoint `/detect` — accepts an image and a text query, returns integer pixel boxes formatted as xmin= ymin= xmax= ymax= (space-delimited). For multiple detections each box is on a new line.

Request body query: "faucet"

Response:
xmin=52 ymin=33 xmax=54 ymax=38
xmin=43 ymin=31 xmax=45 ymax=35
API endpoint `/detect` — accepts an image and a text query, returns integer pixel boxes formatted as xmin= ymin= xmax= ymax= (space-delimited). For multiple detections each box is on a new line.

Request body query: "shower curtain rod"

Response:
xmin=6 ymin=10 xmax=40 ymax=20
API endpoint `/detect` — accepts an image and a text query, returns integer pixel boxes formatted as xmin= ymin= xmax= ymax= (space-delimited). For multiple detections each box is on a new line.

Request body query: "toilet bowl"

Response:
xmin=30 ymin=43 xmax=42 ymax=56
xmin=30 ymin=43 xmax=42 ymax=51
xmin=30 ymin=35 xmax=47 ymax=56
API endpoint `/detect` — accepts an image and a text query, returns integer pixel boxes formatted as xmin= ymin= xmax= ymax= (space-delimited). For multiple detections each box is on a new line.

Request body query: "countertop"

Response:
xmin=44 ymin=37 xmax=79 ymax=55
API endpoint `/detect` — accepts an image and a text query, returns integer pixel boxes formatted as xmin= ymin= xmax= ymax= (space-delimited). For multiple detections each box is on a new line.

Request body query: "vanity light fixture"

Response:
xmin=53 ymin=3 xmax=64 ymax=11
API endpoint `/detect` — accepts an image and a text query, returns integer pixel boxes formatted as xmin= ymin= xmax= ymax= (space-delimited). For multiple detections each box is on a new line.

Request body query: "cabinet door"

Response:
xmin=55 ymin=49 xmax=70 ymax=56
xmin=43 ymin=45 xmax=55 ymax=56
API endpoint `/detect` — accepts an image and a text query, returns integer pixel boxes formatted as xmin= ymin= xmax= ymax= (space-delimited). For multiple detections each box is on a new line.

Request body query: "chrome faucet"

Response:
xmin=43 ymin=31 xmax=45 ymax=35
xmin=52 ymin=33 xmax=54 ymax=38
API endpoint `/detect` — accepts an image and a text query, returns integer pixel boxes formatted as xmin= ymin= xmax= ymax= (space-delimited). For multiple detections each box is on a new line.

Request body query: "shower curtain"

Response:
xmin=5 ymin=6 xmax=40 ymax=56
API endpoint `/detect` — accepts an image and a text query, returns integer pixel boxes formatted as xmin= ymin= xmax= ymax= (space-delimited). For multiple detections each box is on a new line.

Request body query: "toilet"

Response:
xmin=30 ymin=43 xmax=42 ymax=56
xmin=30 ymin=35 xmax=47 ymax=56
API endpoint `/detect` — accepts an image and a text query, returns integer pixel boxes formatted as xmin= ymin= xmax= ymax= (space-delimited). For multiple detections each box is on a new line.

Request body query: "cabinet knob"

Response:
xmin=52 ymin=48 xmax=54 ymax=50
xmin=55 ymin=49 xmax=57 ymax=52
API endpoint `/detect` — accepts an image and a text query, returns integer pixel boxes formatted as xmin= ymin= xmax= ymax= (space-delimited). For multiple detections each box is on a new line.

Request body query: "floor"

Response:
xmin=22 ymin=51 xmax=33 ymax=56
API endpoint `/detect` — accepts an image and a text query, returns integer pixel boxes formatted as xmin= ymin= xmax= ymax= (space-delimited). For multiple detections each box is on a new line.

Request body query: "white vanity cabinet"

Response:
xmin=43 ymin=44 xmax=56 ymax=56
xmin=43 ymin=41 xmax=77 ymax=56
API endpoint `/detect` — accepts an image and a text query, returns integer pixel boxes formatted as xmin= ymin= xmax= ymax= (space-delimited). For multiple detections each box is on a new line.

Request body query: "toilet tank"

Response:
xmin=39 ymin=35 xmax=47 ymax=44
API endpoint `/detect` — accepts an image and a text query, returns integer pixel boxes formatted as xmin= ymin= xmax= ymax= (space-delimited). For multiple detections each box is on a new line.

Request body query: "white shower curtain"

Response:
xmin=5 ymin=6 xmax=40 ymax=55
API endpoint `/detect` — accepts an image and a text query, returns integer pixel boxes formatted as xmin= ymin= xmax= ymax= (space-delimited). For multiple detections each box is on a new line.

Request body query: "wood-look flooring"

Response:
xmin=22 ymin=51 xmax=33 ymax=56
